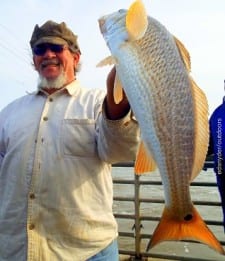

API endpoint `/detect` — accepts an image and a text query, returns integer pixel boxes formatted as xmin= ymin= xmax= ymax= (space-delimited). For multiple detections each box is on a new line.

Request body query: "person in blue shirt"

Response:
xmin=209 ymin=88 xmax=225 ymax=231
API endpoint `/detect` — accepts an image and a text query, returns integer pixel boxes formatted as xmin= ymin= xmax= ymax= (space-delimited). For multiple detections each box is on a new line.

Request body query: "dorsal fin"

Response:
xmin=174 ymin=36 xmax=209 ymax=181
xmin=126 ymin=0 xmax=148 ymax=40
xmin=174 ymin=36 xmax=191 ymax=72
xmin=190 ymin=77 xmax=209 ymax=181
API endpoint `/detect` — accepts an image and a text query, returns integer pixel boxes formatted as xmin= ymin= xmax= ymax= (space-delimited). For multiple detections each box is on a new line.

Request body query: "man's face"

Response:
xmin=33 ymin=43 xmax=80 ymax=84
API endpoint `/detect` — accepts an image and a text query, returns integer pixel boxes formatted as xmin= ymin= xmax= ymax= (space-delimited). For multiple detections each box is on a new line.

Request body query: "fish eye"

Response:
xmin=118 ymin=9 xmax=126 ymax=13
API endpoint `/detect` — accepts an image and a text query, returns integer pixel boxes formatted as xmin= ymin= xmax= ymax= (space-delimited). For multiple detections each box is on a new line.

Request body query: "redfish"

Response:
xmin=97 ymin=0 xmax=225 ymax=255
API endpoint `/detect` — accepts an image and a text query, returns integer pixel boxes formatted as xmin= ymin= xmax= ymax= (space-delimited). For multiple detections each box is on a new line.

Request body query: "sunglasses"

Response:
xmin=32 ymin=43 xmax=67 ymax=56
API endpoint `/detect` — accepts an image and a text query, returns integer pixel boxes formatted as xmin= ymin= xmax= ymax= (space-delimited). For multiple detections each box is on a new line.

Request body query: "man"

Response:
xmin=209 ymin=86 xmax=225 ymax=232
xmin=0 ymin=20 xmax=140 ymax=260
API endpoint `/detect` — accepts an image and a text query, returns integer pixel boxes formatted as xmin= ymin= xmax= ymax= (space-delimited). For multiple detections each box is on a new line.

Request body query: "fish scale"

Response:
xmin=98 ymin=0 xmax=224 ymax=255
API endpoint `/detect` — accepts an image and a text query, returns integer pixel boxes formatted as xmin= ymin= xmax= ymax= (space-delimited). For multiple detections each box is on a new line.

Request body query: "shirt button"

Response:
xmin=49 ymin=97 xmax=53 ymax=102
xmin=30 ymin=193 xmax=35 ymax=199
xmin=124 ymin=121 xmax=130 ymax=126
xmin=29 ymin=224 xmax=35 ymax=230
xmin=43 ymin=116 xmax=48 ymax=121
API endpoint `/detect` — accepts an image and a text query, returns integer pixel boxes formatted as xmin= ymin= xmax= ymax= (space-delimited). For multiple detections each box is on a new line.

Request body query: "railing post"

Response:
xmin=132 ymin=173 xmax=144 ymax=260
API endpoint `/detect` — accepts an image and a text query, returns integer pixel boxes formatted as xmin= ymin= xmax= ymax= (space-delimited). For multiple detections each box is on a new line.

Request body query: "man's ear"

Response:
xmin=73 ymin=53 xmax=80 ymax=72
xmin=73 ymin=53 xmax=80 ymax=65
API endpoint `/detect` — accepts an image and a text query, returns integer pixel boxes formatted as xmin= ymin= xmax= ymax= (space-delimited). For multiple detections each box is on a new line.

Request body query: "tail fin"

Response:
xmin=146 ymin=206 xmax=225 ymax=255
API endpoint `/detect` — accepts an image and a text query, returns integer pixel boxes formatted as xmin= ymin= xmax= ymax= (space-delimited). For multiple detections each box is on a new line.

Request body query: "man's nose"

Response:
xmin=43 ymin=48 xmax=56 ymax=57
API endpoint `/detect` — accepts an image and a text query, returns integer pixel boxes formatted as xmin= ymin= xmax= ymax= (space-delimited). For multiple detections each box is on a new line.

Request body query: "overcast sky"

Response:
xmin=1 ymin=0 xmax=225 ymax=115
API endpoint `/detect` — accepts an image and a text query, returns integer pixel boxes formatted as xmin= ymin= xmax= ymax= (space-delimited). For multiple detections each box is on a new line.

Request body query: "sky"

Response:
xmin=1 ymin=0 xmax=225 ymax=115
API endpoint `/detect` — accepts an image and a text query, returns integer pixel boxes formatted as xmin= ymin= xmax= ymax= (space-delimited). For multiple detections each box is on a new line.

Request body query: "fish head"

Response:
xmin=98 ymin=0 xmax=148 ymax=52
xmin=98 ymin=9 xmax=129 ymax=52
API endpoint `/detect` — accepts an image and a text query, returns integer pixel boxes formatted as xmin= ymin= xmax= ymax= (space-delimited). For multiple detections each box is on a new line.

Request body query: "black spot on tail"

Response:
xmin=184 ymin=214 xmax=193 ymax=221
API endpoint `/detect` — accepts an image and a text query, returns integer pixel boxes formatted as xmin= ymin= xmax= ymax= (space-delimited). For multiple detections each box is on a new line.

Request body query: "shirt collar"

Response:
xmin=65 ymin=80 xmax=81 ymax=96
xmin=33 ymin=79 xmax=81 ymax=97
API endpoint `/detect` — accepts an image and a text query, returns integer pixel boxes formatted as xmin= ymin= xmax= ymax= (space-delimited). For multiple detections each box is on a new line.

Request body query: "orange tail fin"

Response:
xmin=146 ymin=206 xmax=225 ymax=255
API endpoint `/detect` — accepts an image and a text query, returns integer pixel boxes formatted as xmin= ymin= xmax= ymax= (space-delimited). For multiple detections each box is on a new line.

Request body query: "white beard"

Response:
xmin=37 ymin=71 xmax=67 ymax=90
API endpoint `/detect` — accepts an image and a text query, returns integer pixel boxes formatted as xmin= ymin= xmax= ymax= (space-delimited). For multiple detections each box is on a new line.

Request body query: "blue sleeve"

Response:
xmin=209 ymin=105 xmax=225 ymax=175
xmin=209 ymin=104 xmax=225 ymax=231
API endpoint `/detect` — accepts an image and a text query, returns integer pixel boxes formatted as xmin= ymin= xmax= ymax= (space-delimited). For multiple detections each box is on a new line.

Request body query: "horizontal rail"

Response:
xmin=112 ymin=160 xmax=214 ymax=169
xmin=113 ymin=179 xmax=217 ymax=187
xmin=114 ymin=196 xmax=221 ymax=206
xmin=114 ymin=213 xmax=223 ymax=226
xmin=119 ymin=249 xmax=219 ymax=261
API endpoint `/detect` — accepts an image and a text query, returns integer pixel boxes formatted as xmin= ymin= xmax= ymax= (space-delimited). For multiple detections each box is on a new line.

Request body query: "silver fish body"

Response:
xmin=100 ymin=10 xmax=194 ymax=216
xmin=98 ymin=1 xmax=224 ymax=255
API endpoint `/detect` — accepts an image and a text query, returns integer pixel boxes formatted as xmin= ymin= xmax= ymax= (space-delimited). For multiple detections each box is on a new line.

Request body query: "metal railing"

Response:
xmin=112 ymin=160 xmax=225 ymax=261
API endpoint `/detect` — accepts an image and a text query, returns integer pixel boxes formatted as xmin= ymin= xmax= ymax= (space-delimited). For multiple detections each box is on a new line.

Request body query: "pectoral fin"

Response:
xmin=126 ymin=0 xmax=148 ymax=41
xmin=96 ymin=56 xmax=123 ymax=104
xmin=96 ymin=55 xmax=117 ymax=67
xmin=135 ymin=141 xmax=157 ymax=175
xmin=114 ymin=74 xmax=124 ymax=104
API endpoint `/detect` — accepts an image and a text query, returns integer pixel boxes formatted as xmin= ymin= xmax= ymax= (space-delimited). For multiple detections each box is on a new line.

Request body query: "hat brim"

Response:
xmin=33 ymin=36 xmax=68 ymax=47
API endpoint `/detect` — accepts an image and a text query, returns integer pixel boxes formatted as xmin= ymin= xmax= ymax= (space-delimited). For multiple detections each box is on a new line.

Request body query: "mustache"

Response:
xmin=41 ymin=58 xmax=60 ymax=68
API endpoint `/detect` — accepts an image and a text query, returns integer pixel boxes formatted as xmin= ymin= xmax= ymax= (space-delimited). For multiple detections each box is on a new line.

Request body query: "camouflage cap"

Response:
xmin=30 ymin=20 xmax=81 ymax=54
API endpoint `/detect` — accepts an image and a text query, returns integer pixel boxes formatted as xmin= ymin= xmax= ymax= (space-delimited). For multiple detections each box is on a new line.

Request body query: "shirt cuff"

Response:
xmin=102 ymin=98 xmax=137 ymax=130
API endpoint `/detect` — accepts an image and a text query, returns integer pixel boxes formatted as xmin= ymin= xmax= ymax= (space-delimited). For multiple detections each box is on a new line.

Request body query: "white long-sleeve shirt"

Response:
xmin=0 ymin=80 xmax=139 ymax=261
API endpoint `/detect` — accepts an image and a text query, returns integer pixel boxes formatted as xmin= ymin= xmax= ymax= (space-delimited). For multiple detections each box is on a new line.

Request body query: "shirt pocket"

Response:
xmin=61 ymin=119 xmax=97 ymax=157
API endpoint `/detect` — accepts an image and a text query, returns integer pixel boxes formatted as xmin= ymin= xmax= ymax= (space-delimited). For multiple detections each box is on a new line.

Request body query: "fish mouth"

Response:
xmin=98 ymin=18 xmax=105 ymax=34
